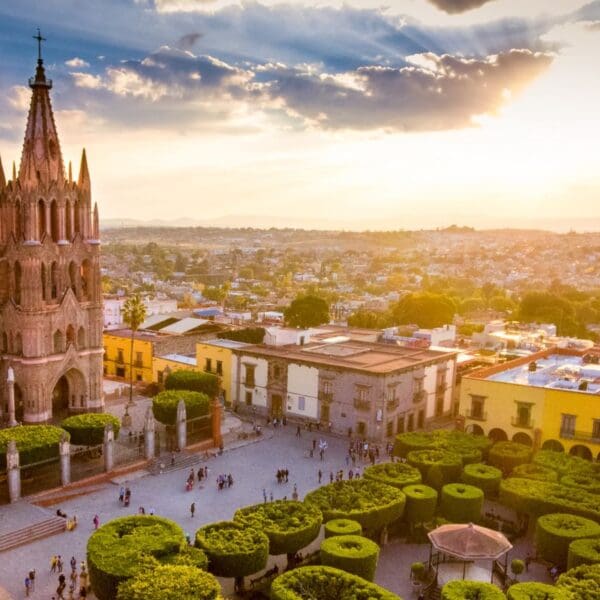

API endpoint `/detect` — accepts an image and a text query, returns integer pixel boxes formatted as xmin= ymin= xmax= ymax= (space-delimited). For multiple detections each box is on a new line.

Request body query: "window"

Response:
xmin=245 ymin=364 xmax=256 ymax=387
xmin=135 ymin=351 xmax=143 ymax=368
xmin=355 ymin=386 xmax=369 ymax=402
xmin=386 ymin=421 xmax=394 ymax=437
xmin=357 ymin=421 xmax=366 ymax=436
xmin=593 ymin=419 xmax=600 ymax=440
xmin=245 ymin=391 xmax=252 ymax=406
xmin=157 ymin=370 xmax=164 ymax=384
xmin=216 ymin=361 xmax=223 ymax=376
xmin=470 ymin=395 xmax=485 ymax=420
xmin=407 ymin=414 xmax=414 ymax=432
xmin=397 ymin=415 xmax=405 ymax=434
xmin=298 ymin=396 xmax=306 ymax=411
xmin=515 ymin=403 xmax=532 ymax=428
xmin=117 ymin=348 xmax=124 ymax=363
xmin=418 ymin=410 xmax=424 ymax=429
xmin=561 ymin=414 xmax=576 ymax=437
xmin=205 ymin=358 xmax=212 ymax=372
xmin=323 ymin=380 xmax=332 ymax=395
xmin=386 ymin=385 xmax=397 ymax=402
xmin=136 ymin=373 xmax=142 ymax=382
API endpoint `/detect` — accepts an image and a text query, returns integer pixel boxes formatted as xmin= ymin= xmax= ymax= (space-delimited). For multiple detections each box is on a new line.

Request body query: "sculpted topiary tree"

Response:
xmin=506 ymin=582 xmax=571 ymax=600
xmin=441 ymin=580 xmax=506 ymax=600
xmin=461 ymin=463 xmax=503 ymax=497
xmin=568 ymin=538 xmax=600 ymax=570
xmin=556 ymin=563 xmax=600 ymax=599
xmin=324 ymin=519 xmax=362 ymax=539
xmin=61 ymin=413 xmax=121 ymax=446
xmin=363 ymin=462 xmax=422 ymax=489
xmin=320 ymin=535 xmax=380 ymax=581
xmin=488 ymin=441 xmax=532 ymax=474
xmin=234 ymin=500 xmax=322 ymax=569
xmin=440 ymin=483 xmax=484 ymax=523
xmin=0 ymin=424 xmax=67 ymax=468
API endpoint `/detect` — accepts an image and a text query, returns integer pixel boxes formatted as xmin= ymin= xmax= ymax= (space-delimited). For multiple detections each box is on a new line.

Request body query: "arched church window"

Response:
xmin=81 ymin=259 xmax=91 ymax=300
xmin=50 ymin=261 xmax=58 ymax=300
xmin=14 ymin=333 xmax=22 ymax=354
xmin=14 ymin=261 xmax=22 ymax=305
xmin=77 ymin=326 xmax=85 ymax=349
xmin=66 ymin=200 xmax=73 ymax=240
xmin=0 ymin=260 xmax=8 ymax=305
xmin=66 ymin=325 xmax=75 ymax=347
xmin=53 ymin=330 xmax=64 ymax=354
xmin=50 ymin=199 xmax=59 ymax=242
xmin=69 ymin=261 xmax=78 ymax=296
xmin=41 ymin=262 xmax=47 ymax=302
xmin=37 ymin=199 xmax=46 ymax=241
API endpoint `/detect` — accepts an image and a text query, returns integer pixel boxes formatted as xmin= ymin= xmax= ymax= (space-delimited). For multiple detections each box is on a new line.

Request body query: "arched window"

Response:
xmin=14 ymin=261 xmax=22 ymax=305
xmin=66 ymin=200 xmax=73 ymax=240
xmin=73 ymin=200 xmax=81 ymax=236
xmin=66 ymin=325 xmax=75 ymax=347
xmin=50 ymin=261 xmax=58 ymax=300
xmin=14 ymin=199 xmax=22 ymax=239
xmin=0 ymin=260 xmax=8 ymax=305
xmin=53 ymin=330 xmax=64 ymax=354
xmin=1 ymin=332 xmax=7 ymax=353
xmin=50 ymin=199 xmax=59 ymax=242
xmin=69 ymin=261 xmax=78 ymax=296
xmin=77 ymin=326 xmax=86 ymax=349
xmin=37 ymin=199 xmax=46 ymax=241
xmin=81 ymin=259 xmax=92 ymax=300
xmin=14 ymin=332 xmax=22 ymax=354
xmin=41 ymin=262 xmax=47 ymax=302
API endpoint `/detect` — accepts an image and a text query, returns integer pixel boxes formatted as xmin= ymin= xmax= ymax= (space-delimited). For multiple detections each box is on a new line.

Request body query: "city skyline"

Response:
xmin=1 ymin=0 xmax=599 ymax=230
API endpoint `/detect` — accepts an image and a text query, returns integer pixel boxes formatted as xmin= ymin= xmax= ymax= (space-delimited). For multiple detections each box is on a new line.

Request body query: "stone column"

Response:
xmin=104 ymin=423 xmax=114 ymax=472
xmin=144 ymin=407 xmax=155 ymax=460
xmin=7 ymin=366 xmax=17 ymax=427
xmin=212 ymin=396 xmax=223 ymax=449
xmin=7 ymin=440 xmax=21 ymax=503
xmin=176 ymin=399 xmax=187 ymax=451
xmin=59 ymin=433 xmax=71 ymax=487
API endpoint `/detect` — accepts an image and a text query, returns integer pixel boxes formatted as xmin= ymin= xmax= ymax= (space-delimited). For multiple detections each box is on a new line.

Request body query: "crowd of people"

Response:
xmin=47 ymin=556 xmax=88 ymax=599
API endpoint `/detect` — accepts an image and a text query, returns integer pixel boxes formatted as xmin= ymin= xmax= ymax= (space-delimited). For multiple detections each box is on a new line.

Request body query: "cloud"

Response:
xmin=71 ymin=72 xmax=103 ymax=89
xmin=155 ymin=0 xmax=218 ymax=12
xmin=586 ymin=20 xmax=600 ymax=30
xmin=65 ymin=57 xmax=90 ymax=68
xmin=178 ymin=32 xmax=203 ymax=48
xmin=427 ymin=0 xmax=495 ymax=14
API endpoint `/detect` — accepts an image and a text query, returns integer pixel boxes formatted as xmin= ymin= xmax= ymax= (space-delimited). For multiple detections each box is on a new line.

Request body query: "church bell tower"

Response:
xmin=0 ymin=32 xmax=104 ymax=423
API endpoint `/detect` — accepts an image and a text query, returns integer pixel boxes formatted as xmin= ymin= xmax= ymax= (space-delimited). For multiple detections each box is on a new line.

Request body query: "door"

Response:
xmin=271 ymin=394 xmax=283 ymax=418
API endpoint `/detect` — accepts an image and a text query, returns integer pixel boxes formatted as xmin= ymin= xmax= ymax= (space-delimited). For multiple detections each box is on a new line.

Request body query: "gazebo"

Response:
xmin=427 ymin=523 xmax=513 ymax=584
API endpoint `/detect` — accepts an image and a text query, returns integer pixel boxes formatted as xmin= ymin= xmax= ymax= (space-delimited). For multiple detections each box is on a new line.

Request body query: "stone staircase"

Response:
xmin=0 ymin=516 xmax=66 ymax=553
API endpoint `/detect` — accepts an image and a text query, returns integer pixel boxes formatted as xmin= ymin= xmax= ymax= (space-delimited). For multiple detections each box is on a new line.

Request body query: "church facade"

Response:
xmin=0 ymin=48 xmax=104 ymax=423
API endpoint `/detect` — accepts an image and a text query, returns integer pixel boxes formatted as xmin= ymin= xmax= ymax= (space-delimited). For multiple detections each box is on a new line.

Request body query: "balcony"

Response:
xmin=116 ymin=355 xmax=125 ymax=365
xmin=466 ymin=409 xmax=487 ymax=421
xmin=511 ymin=417 xmax=534 ymax=429
xmin=319 ymin=391 xmax=333 ymax=404
xmin=386 ymin=399 xmax=399 ymax=411
xmin=244 ymin=379 xmax=256 ymax=388
xmin=134 ymin=360 xmax=143 ymax=368
xmin=413 ymin=390 xmax=425 ymax=404
xmin=560 ymin=429 xmax=600 ymax=443
xmin=353 ymin=398 xmax=371 ymax=411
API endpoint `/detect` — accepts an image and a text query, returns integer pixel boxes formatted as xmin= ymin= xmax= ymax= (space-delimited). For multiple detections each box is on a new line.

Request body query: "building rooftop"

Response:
xmin=235 ymin=339 xmax=456 ymax=373
xmin=201 ymin=338 xmax=250 ymax=349
xmin=158 ymin=353 xmax=197 ymax=366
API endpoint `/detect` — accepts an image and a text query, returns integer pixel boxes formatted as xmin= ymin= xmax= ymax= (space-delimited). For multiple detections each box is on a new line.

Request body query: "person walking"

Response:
xmin=70 ymin=557 xmax=77 ymax=572
xmin=28 ymin=569 xmax=36 ymax=592
xmin=118 ymin=486 xmax=124 ymax=503
xmin=190 ymin=502 xmax=196 ymax=518
xmin=318 ymin=469 xmax=322 ymax=484
xmin=92 ymin=515 xmax=99 ymax=530
xmin=262 ymin=488 xmax=267 ymax=503
xmin=51 ymin=555 xmax=58 ymax=573
xmin=57 ymin=556 xmax=64 ymax=573
xmin=24 ymin=576 xmax=31 ymax=597
xmin=296 ymin=425 xmax=301 ymax=437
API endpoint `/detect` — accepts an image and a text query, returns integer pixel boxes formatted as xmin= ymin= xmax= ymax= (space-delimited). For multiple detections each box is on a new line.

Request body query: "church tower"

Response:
xmin=0 ymin=33 xmax=104 ymax=423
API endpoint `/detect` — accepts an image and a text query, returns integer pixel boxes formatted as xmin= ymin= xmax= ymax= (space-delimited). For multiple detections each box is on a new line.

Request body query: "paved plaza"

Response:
xmin=0 ymin=422 xmax=551 ymax=599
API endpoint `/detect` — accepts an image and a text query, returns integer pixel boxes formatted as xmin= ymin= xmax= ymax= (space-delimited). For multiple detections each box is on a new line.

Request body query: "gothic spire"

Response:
xmin=0 ymin=155 xmax=5 ymax=188
xmin=18 ymin=30 xmax=65 ymax=188
xmin=78 ymin=148 xmax=90 ymax=189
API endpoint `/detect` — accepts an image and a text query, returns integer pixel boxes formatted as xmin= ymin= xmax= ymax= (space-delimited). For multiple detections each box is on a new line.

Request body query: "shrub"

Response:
xmin=440 ymin=484 xmax=484 ymax=523
xmin=87 ymin=515 xmax=190 ymax=600
xmin=152 ymin=390 xmax=210 ymax=426
xmin=270 ymin=565 xmax=401 ymax=600
xmin=194 ymin=521 xmax=268 ymax=579
xmin=234 ymin=500 xmax=322 ymax=559
xmin=568 ymin=538 xmax=600 ymax=570
xmin=488 ymin=442 xmax=532 ymax=474
xmin=161 ymin=546 xmax=208 ymax=571
xmin=506 ymin=582 xmax=571 ymax=599
xmin=462 ymin=463 xmax=503 ymax=497
xmin=363 ymin=462 xmax=422 ymax=489
xmin=556 ymin=563 xmax=600 ymax=599
xmin=116 ymin=565 xmax=222 ymax=600
xmin=407 ymin=449 xmax=462 ymax=484
xmin=561 ymin=474 xmax=600 ymax=495
xmin=0 ymin=425 xmax=68 ymax=468
xmin=411 ymin=562 xmax=425 ymax=580
xmin=534 ymin=450 xmax=598 ymax=477
xmin=393 ymin=432 xmax=437 ymax=457
xmin=535 ymin=513 xmax=600 ymax=567
xmin=512 ymin=463 xmax=559 ymax=483
xmin=304 ymin=479 xmax=405 ymax=533
xmin=403 ymin=484 xmax=438 ymax=525
xmin=511 ymin=559 xmax=525 ymax=576
xmin=499 ymin=478 xmax=600 ymax=521
xmin=164 ymin=370 xmax=219 ymax=398
xmin=61 ymin=413 xmax=121 ymax=446
xmin=441 ymin=580 xmax=506 ymax=599
xmin=320 ymin=535 xmax=380 ymax=581
xmin=393 ymin=430 xmax=491 ymax=461
xmin=324 ymin=519 xmax=362 ymax=539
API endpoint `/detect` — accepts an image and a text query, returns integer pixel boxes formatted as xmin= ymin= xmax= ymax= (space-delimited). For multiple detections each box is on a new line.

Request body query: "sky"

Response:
xmin=0 ymin=0 xmax=599 ymax=230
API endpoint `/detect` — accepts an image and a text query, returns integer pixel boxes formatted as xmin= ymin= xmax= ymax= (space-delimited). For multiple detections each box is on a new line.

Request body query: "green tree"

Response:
xmin=391 ymin=293 xmax=456 ymax=329
xmin=121 ymin=294 xmax=147 ymax=421
xmin=284 ymin=295 xmax=330 ymax=328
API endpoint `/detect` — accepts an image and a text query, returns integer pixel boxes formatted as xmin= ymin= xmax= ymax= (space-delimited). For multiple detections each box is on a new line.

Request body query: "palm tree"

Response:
xmin=121 ymin=294 xmax=147 ymax=422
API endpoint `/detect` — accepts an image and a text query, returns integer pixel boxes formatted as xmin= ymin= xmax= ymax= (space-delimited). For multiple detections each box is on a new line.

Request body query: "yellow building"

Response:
xmin=460 ymin=348 xmax=600 ymax=461
xmin=153 ymin=354 xmax=197 ymax=384
xmin=196 ymin=339 xmax=249 ymax=406
xmin=103 ymin=331 xmax=154 ymax=383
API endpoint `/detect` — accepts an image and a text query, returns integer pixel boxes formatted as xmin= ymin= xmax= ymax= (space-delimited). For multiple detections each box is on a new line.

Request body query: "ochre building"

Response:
xmin=0 ymin=49 xmax=104 ymax=423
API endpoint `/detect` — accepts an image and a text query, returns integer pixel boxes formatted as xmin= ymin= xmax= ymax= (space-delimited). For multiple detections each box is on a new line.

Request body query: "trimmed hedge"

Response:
xmin=304 ymin=479 xmax=405 ymax=533
xmin=393 ymin=432 xmax=437 ymax=457
xmin=234 ymin=500 xmax=322 ymax=557
xmin=556 ymin=564 xmax=600 ymax=599
xmin=270 ymin=565 xmax=401 ymax=600
xmin=534 ymin=450 xmax=598 ymax=477
xmin=152 ymin=390 xmax=210 ymax=426
xmin=440 ymin=483 xmax=484 ymax=523
xmin=320 ymin=535 xmax=380 ymax=581
xmin=499 ymin=478 xmax=600 ymax=521
xmin=363 ymin=462 xmax=422 ymax=489
xmin=61 ymin=413 xmax=121 ymax=446
xmin=0 ymin=425 xmax=68 ymax=468
xmin=161 ymin=546 xmax=208 ymax=571
xmin=441 ymin=580 xmax=505 ymax=599
xmin=164 ymin=370 xmax=219 ymax=398
xmin=87 ymin=515 xmax=190 ymax=600
xmin=506 ymin=582 xmax=571 ymax=599
xmin=535 ymin=513 xmax=600 ymax=567
xmin=194 ymin=521 xmax=268 ymax=578
xmin=324 ymin=519 xmax=362 ymax=538
xmin=407 ymin=449 xmax=462 ymax=484
xmin=561 ymin=474 xmax=600 ymax=495
xmin=116 ymin=565 xmax=222 ymax=600
xmin=512 ymin=463 xmax=559 ymax=483
xmin=488 ymin=441 xmax=532 ymax=474
xmin=462 ymin=463 xmax=503 ymax=497
xmin=568 ymin=538 xmax=600 ymax=570
xmin=403 ymin=484 xmax=438 ymax=525
xmin=393 ymin=431 xmax=491 ymax=461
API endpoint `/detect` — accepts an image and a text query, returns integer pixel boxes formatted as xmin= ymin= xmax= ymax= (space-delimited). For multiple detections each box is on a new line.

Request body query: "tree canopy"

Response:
xmin=391 ymin=293 xmax=456 ymax=329
xmin=284 ymin=294 xmax=330 ymax=328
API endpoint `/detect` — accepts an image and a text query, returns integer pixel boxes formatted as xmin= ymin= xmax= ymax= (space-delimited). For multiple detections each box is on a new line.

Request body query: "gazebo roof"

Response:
xmin=428 ymin=523 xmax=512 ymax=561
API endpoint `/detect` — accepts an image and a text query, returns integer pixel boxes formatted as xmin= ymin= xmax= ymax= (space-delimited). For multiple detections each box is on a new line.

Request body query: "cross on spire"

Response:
xmin=33 ymin=28 xmax=46 ymax=63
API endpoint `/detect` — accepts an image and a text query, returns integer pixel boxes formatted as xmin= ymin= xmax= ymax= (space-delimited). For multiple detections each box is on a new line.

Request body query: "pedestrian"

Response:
xmin=92 ymin=515 xmax=99 ymax=529
xmin=292 ymin=484 xmax=298 ymax=501
xmin=198 ymin=467 xmax=204 ymax=482
xmin=24 ymin=576 xmax=31 ymax=597
xmin=204 ymin=466 xmax=208 ymax=479
xmin=269 ymin=491 xmax=274 ymax=502
xmin=149 ymin=507 xmax=155 ymax=515
xmin=190 ymin=502 xmax=195 ymax=518
xmin=329 ymin=471 xmax=334 ymax=483
xmin=28 ymin=569 xmax=36 ymax=591
xmin=296 ymin=425 xmax=301 ymax=437
xmin=57 ymin=556 xmax=64 ymax=573
xmin=51 ymin=555 xmax=58 ymax=573
xmin=318 ymin=469 xmax=322 ymax=484
xmin=285 ymin=468 xmax=289 ymax=483
xmin=312 ymin=438 xmax=317 ymax=450
xmin=79 ymin=566 xmax=88 ymax=592
xmin=171 ymin=452 xmax=176 ymax=466
xmin=119 ymin=486 xmax=124 ymax=503
xmin=70 ymin=556 xmax=77 ymax=572
xmin=262 ymin=488 xmax=267 ymax=503
xmin=319 ymin=448 xmax=324 ymax=461
xmin=525 ymin=553 xmax=532 ymax=572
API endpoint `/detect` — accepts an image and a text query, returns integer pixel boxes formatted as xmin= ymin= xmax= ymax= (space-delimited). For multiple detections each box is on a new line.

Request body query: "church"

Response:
xmin=0 ymin=36 xmax=104 ymax=424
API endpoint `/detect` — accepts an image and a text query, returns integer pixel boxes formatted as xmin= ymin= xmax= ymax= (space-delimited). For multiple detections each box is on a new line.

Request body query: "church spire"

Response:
xmin=18 ymin=29 xmax=65 ymax=188
xmin=0 ymin=155 xmax=5 ymax=189
xmin=78 ymin=148 xmax=90 ymax=189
